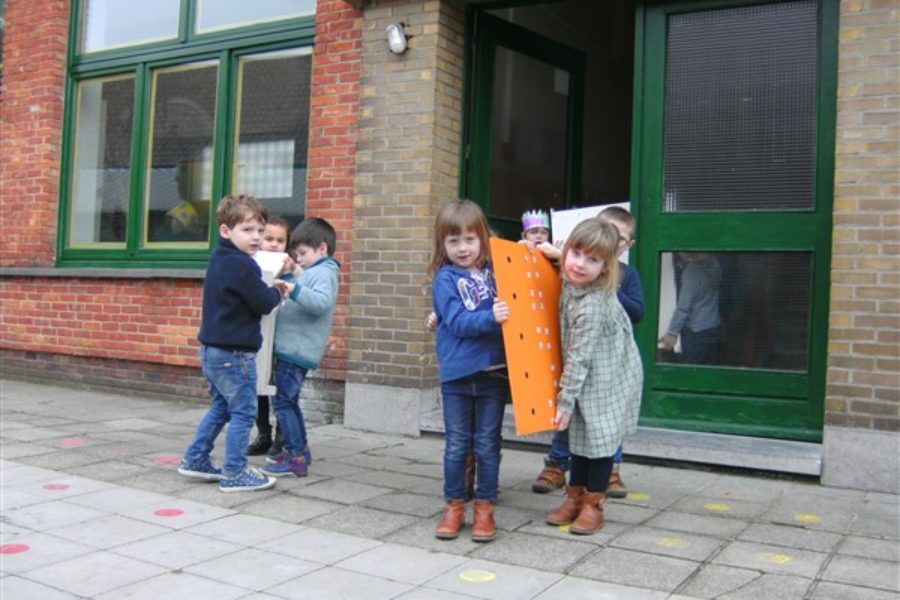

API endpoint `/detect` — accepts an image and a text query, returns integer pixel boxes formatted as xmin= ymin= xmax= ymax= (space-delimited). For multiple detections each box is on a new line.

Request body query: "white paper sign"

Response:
xmin=253 ymin=250 xmax=288 ymax=397
xmin=550 ymin=201 xmax=632 ymax=264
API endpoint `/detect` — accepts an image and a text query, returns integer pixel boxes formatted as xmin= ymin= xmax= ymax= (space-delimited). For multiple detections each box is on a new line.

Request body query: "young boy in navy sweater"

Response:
xmin=179 ymin=194 xmax=285 ymax=492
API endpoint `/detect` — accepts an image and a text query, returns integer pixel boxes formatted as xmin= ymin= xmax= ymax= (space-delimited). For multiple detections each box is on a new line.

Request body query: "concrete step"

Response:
xmin=420 ymin=406 xmax=822 ymax=476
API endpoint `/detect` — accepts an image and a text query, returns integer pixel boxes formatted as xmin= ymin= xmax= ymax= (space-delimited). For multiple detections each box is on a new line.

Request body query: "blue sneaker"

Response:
xmin=177 ymin=457 xmax=224 ymax=481
xmin=260 ymin=456 xmax=308 ymax=478
xmin=218 ymin=467 xmax=276 ymax=492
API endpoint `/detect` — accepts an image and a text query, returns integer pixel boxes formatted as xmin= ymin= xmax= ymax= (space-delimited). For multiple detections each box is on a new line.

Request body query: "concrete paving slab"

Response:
xmin=0 ymin=487 xmax=51 ymax=511
xmin=426 ymin=558 xmax=562 ymax=600
xmin=336 ymin=542 xmax=468 ymax=585
xmin=760 ymin=496 xmax=858 ymax=533
xmin=294 ymin=478 xmax=394 ymax=504
xmin=383 ymin=515 xmax=484 ymax=555
xmin=240 ymin=493 xmax=342 ymax=523
xmin=819 ymin=554 xmax=900 ymax=592
xmin=185 ymin=513 xmax=304 ymax=546
xmin=23 ymin=550 xmax=168 ymax=597
xmin=65 ymin=486 xmax=177 ymax=512
xmin=696 ymin=473 xmax=793 ymax=504
xmin=360 ymin=491 xmax=446 ymax=517
xmin=266 ymin=565 xmax=415 ymax=599
xmin=0 ymin=575 xmax=81 ymax=599
xmin=672 ymin=494 xmax=770 ymax=520
xmin=397 ymin=588 xmax=487 ymax=600
xmin=64 ymin=458 xmax=150 ymax=482
xmin=0 ymin=531 xmax=95 ymax=575
xmin=609 ymin=525 xmax=724 ymax=562
xmin=94 ymin=571 xmax=250 ymax=600
xmin=1 ymin=463 xmax=67 ymax=486
xmin=345 ymin=469 xmax=438 ymax=491
xmin=14 ymin=448 xmax=108 ymax=470
xmin=112 ymin=530 xmax=243 ymax=569
xmin=119 ymin=497 xmax=235 ymax=530
xmin=256 ymin=526 xmax=381 ymax=564
xmin=0 ymin=441 xmax=50 ymax=459
xmin=45 ymin=513 xmax=171 ymax=549
xmin=643 ymin=509 xmax=748 ymax=539
xmin=694 ymin=572 xmax=813 ymax=600
xmin=469 ymin=531 xmax=596 ymax=572
xmin=849 ymin=501 xmax=900 ymax=539
xmin=674 ymin=564 xmax=761 ymax=598
xmin=569 ymin=547 xmax=700 ymax=592
xmin=516 ymin=514 xmax=627 ymax=545
xmin=533 ymin=576 xmax=670 ymax=600
xmin=712 ymin=540 xmax=829 ymax=578
xmin=809 ymin=581 xmax=900 ymax=600
xmin=184 ymin=547 xmax=322 ymax=590
xmin=737 ymin=522 xmax=842 ymax=553
xmin=4 ymin=499 xmax=107 ymax=531
xmin=837 ymin=535 xmax=900 ymax=562
xmin=305 ymin=505 xmax=420 ymax=538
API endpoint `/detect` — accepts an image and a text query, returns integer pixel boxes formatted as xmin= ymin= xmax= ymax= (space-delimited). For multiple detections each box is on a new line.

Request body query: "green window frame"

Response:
xmin=58 ymin=0 xmax=316 ymax=268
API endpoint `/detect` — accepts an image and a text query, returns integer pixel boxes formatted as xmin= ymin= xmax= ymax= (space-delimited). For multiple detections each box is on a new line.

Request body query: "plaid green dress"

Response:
xmin=557 ymin=281 xmax=643 ymax=458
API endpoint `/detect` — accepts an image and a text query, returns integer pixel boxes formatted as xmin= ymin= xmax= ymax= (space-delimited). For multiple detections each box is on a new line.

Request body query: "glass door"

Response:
xmin=633 ymin=0 xmax=837 ymax=440
xmin=466 ymin=12 xmax=585 ymax=238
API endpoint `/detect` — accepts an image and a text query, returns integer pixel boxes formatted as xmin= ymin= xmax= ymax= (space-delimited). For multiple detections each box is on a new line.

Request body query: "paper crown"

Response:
xmin=521 ymin=209 xmax=550 ymax=231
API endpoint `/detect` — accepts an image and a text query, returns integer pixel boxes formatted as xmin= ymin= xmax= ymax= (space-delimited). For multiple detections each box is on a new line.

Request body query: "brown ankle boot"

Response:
xmin=471 ymin=499 xmax=496 ymax=542
xmin=606 ymin=464 xmax=627 ymax=499
xmin=570 ymin=491 xmax=605 ymax=535
xmin=464 ymin=452 xmax=476 ymax=501
xmin=435 ymin=499 xmax=466 ymax=540
xmin=544 ymin=485 xmax=585 ymax=525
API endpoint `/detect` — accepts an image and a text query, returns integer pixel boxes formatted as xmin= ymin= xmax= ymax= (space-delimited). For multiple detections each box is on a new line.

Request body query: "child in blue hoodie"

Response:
xmin=261 ymin=218 xmax=340 ymax=477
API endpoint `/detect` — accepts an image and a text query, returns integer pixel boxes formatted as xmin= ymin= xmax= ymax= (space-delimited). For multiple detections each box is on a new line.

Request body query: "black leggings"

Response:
xmin=256 ymin=395 xmax=271 ymax=434
xmin=568 ymin=454 xmax=614 ymax=493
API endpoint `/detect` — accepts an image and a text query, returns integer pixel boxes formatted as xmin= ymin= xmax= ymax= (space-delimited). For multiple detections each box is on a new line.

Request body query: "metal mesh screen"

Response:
xmin=663 ymin=1 xmax=818 ymax=212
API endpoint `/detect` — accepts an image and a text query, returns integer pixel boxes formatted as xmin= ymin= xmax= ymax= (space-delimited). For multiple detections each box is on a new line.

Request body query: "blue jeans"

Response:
xmin=548 ymin=433 xmax=622 ymax=468
xmin=442 ymin=370 xmax=509 ymax=502
xmin=271 ymin=359 xmax=309 ymax=458
xmin=184 ymin=345 xmax=257 ymax=476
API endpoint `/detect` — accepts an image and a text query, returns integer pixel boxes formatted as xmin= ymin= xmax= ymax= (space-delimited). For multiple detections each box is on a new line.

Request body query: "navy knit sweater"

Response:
xmin=198 ymin=238 xmax=282 ymax=352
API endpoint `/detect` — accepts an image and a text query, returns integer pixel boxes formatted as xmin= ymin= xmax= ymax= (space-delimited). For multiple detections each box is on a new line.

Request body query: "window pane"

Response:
xmin=69 ymin=76 xmax=135 ymax=246
xmin=663 ymin=1 xmax=818 ymax=212
xmin=145 ymin=62 xmax=218 ymax=245
xmin=657 ymin=252 xmax=810 ymax=371
xmin=82 ymin=0 xmax=180 ymax=53
xmin=196 ymin=0 xmax=315 ymax=34
xmin=232 ymin=49 xmax=312 ymax=228
xmin=490 ymin=46 xmax=569 ymax=221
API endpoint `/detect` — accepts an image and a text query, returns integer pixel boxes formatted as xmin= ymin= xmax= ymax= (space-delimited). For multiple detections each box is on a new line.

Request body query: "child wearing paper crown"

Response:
xmin=519 ymin=209 xmax=562 ymax=262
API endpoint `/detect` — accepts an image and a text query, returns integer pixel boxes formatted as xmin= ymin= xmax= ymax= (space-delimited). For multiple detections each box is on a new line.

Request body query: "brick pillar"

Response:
xmin=823 ymin=0 xmax=900 ymax=492
xmin=0 ymin=0 xmax=69 ymax=267
xmin=344 ymin=0 xmax=465 ymax=435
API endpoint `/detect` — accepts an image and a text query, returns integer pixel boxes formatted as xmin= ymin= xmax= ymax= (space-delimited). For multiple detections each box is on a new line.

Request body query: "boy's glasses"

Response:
xmin=618 ymin=236 xmax=635 ymax=247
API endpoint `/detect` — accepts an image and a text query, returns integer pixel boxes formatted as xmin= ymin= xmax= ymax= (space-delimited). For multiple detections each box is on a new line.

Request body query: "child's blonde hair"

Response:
xmin=428 ymin=199 xmax=492 ymax=277
xmin=561 ymin=217 xmax=620 ymax=294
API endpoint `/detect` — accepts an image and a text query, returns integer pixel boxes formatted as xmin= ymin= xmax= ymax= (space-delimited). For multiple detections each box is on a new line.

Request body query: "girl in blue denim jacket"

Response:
xmin=428 ymin=199 xmax=510 ymax=543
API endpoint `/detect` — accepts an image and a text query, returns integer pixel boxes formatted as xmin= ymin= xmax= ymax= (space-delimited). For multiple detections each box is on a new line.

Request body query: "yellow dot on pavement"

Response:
xmin=704 ymin=502 xmax=732 ymax=512
xmin=627 ymin=492 xmax=651 ymax=501
xmin=558 ymin=524 xmax=571 ymax=532
xmin=794 ymin=513 xmax=821 ymax=524
xmin=657 ymin=537 xmax=690 ymax=548
xmin=459 ymin=569 xmax=497 ymax=583
xmin=761 ymin=552 xmax=793 ymax=564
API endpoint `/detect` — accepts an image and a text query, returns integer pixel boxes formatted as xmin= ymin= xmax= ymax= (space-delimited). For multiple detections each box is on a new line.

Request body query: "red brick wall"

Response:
xmin=0 ymin=0 xmax=69 ymax=268
xmin=306 ymin=0 xmax=363 ymax=380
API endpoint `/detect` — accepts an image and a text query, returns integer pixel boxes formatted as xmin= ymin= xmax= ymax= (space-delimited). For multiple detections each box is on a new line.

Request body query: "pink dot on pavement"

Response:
xmin=43 ymin=483 xmax=70 ymax=490
xmin=154 ymin=508 xmax=184 ymax=517
xmin=152 ymin=456 xmax=182 ymax=465
xmin=1 ymin=544 xmax=30 ymax=554
xmin=61 ymin=438 xmax=87 ymax=447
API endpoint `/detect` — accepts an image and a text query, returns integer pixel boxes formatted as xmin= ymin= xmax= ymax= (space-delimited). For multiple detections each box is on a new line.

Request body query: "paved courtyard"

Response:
xmin=1 ymin=379 xmax=898 ymax=599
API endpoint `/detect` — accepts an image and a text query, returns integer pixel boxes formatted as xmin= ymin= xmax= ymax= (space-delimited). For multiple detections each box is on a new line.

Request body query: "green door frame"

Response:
xmin=631 ymin=0 xmax=838 ymax=441
xmin=466 ymin=11 xmax=585 ymax=239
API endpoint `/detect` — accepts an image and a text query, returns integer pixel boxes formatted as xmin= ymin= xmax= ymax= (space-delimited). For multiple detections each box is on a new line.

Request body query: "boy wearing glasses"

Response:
xmin=532 ymin=205 xmax=644 ymax=499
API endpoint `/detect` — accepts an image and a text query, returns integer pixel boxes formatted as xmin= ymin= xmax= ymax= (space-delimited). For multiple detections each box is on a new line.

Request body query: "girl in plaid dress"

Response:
xmin=545 ymin=218 xmax=643 ymax=535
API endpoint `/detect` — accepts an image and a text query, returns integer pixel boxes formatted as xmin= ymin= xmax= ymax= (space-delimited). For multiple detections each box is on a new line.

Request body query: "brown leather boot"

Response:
xmin=464 ymin=452 xmax=476 ymax=501
xmin=570 ymin=491 xmax=605 ymax=535
xmin=606 ymin=464 xmax=627 ymax=499
xmin=544 ymin=485 xmax=585 ymax=525
xmin=435 ymin=499 xmax=466 ymax=540
xmin=471 ymin=499 xmax=496 ymax=542
xmin=532 ymin=458 xmax=566 ymax=494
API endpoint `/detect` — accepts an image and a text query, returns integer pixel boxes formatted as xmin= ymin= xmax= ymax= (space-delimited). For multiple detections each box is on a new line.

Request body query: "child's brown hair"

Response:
xmin=427 ymin=199 xmax=492 ymax=277
xmin=216 ymin=194 xmax=268 ymax=229
xmin=561 ymin=217 xmax=620 ymax=294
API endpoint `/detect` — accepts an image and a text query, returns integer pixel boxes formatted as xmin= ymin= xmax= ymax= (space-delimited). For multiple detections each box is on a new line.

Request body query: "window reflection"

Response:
xmin=196 ymin=0 xmax=315 ymax=33
xmin=658 ymin=252 xmax=810 ymax=370
xmin=82 ymin=0 xmax=180 ymax=53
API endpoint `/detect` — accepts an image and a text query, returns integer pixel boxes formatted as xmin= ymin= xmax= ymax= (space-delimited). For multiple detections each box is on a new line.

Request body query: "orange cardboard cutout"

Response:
xmin=491 ymin=238 xmax=562 ymax=435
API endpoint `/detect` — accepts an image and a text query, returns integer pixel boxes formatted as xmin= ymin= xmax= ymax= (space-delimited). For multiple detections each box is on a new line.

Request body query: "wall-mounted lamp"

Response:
xmin=385 ymin=22 xmax=411 ymax=54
